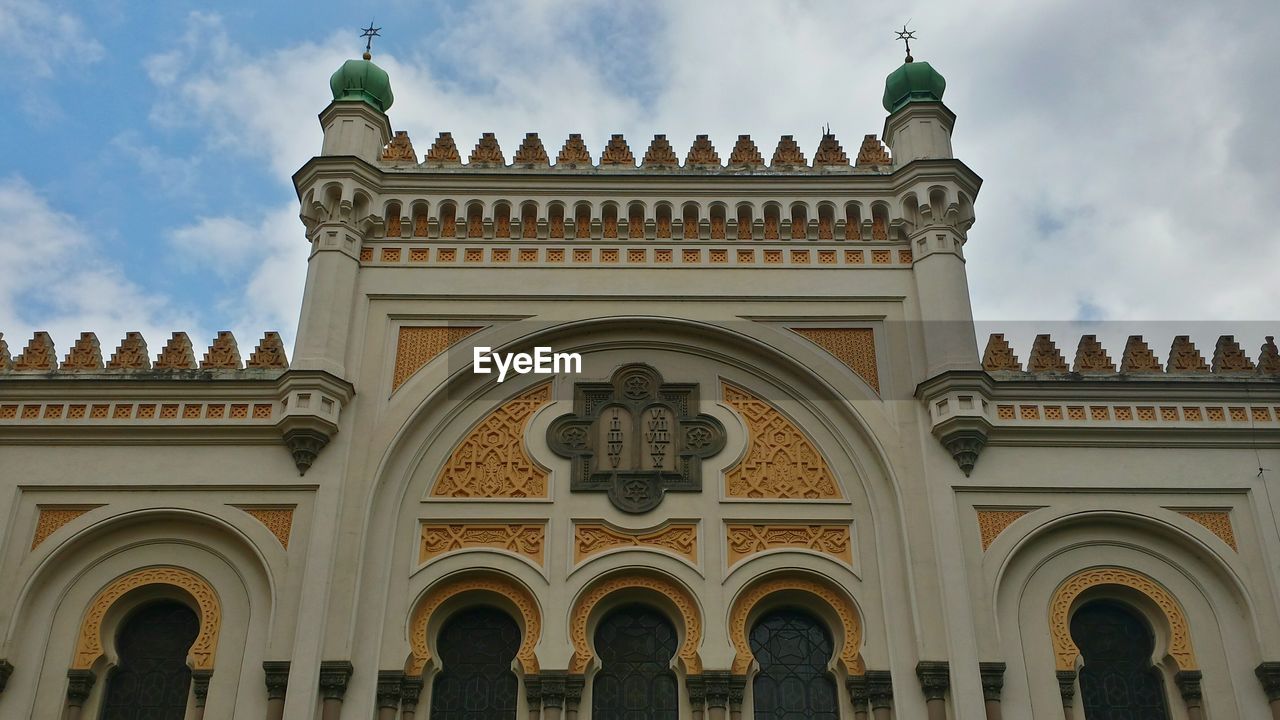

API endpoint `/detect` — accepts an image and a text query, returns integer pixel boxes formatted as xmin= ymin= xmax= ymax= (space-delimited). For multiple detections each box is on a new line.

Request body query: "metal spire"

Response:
xmin=895 ymin=23 xmax=917 ymax=63
xmin=360 ymin=22 xmax=382 ymax=60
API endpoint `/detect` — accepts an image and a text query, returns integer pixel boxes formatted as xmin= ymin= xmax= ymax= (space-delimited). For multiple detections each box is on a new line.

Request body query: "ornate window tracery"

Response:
xmin=591 ymin=604 xmax=679 ymax=720
xmin=1070 ymin=601 xmax=1171 ymax=720
xmin=428 ymin=606 xmax=521 ymax=720
xmin=749 ymin=609 xmax=839 ymax=720
xmin=99 ymin=601 xmax=200 ymax=720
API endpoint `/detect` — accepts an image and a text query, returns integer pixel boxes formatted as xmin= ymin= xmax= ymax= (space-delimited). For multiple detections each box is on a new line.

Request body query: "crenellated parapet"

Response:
xmin=380 ymin=130 xmax=892 ymax=173
xmin=0 ymin=330 xmax=347 ymax=475
xmin=922 ymin=333 xmax=1280 ymax=475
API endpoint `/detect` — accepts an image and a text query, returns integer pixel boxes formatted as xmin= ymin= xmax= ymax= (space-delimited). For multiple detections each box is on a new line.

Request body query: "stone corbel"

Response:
xmin=275 ymin=370 xmax=354 ymax=475
xmin=917 ymin=371 xmax=995 ymax=476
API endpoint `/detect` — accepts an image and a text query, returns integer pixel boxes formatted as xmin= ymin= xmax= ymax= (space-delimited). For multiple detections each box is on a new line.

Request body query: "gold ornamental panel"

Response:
xmin=407 ymin=574 xmax=541 ymax=676
xmin=73 ymin=566 xmax=221 ymax=670
xmin=431 ymin=383 xmax=551 ymax=498
xmin=569 ymin=574 xmax=702 ymax=674
xmin=1048 ymin=567 xmax=1197 ymax=671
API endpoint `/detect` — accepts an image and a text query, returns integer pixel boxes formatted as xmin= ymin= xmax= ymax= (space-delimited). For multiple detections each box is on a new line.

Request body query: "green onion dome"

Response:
xmin=882 ymin=58 xmax=946 ymax=113
xmin=329 ymin=53 xmax=394 ymax=113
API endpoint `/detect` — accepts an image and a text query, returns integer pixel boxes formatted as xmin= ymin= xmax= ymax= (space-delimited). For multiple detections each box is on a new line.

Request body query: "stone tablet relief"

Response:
xmin=547 ymin=364 xmax=726 ymax=513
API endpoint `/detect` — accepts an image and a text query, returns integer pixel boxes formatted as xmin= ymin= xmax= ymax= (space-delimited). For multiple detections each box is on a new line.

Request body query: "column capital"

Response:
xmin=866 ymin=669 xmax=894 ymax=710
xmin=1257 ymin=662 xmax=1280 ymax=701
xmin=979 ymin=662 xmax=1006 ymax=703
xmin=191 ymin=669 xmax=213 ymax=708
xmin=704 ymin=670 xmax=732 ymax=708
xmin=377 ymin=670 xmax=405 ymax=709
xmin=686 ymin=674 xmax=706 ymax=706
xmin=401 ymin=674 xmax=425 ymax=710
xmin=1174 ymin=670 xmax=1203 ymax=701
xmin=263 ymin=660 xmax=291 ymax=701
xmin=66 ymin=668 xmax=96 ymax=704
xmin=318 ymin=660 xmax=354 ymax=701
xmin=916 ymin=660 xmax=950 ymax=701
xmin=540 ymin=670 xmax=567 ymax=709
xmin=846 ymin=674 xmax=869 ymax=711
xmin=1056 ymin=669 xmax=1077 ymax=707
xmin=0 ymin=660 xmax=13 ymax=694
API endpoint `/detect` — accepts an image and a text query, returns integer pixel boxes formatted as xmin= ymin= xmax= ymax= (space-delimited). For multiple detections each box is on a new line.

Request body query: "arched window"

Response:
xmin=1071 ymin=601 xmax=1170 ymax=719
xmin=591 ymin=604 xmax=678 ymax=720
xmin=100 ymin=601 xmax=200 ymax=720
xmin=749 ymin=609 xmax=839 ymax=720
xmin=430 ymin=607 xmax=521 ymax=720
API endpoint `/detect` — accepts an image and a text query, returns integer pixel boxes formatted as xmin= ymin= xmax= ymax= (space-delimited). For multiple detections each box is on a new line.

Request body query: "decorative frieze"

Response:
xmin=419 ymin=523 xmax=544 ymax=565
xmin=573 ymin=522 xmax=697 ymax=564
xmin=725 ymin=523 xmax=852 ymax=566
xmin=721 ymin=382 xmax=841 ymax=499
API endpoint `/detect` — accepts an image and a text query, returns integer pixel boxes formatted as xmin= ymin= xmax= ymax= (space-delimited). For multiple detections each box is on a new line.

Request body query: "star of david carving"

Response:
xmin=547 ymin=364 xmax=727 ymax=513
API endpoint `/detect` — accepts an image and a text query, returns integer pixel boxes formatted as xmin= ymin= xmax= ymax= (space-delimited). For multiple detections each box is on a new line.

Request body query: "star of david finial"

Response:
xmin=360 ymin=22 xmax=382 ymax=60
xmin=895 ymin=23 xmax=917 ymax=62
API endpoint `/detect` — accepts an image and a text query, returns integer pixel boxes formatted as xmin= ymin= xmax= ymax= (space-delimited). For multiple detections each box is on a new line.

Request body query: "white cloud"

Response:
xmin=0 ymin=176 xmax=199 ymax=360
xmin=135 ymin=1 xmax=1280 ymax=364
xmin=0 ymin=0 xmax=104 ymax=77
xmin=166 ymin=205 xmax=310 ymax=347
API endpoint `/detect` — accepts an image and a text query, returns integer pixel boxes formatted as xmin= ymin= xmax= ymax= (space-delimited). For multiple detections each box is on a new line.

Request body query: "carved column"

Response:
xmin=916 ymin=661 xmax=949 ymax=720
xmin=564 ymin=675 xmax=584 ymax=720
xmin=866 ymin=670 xmax=893 ymax=720
xmin=705 ymin=671 xmax=731 ymax=720
xmin=687 ymin=675 xmax=707 ymax=720
xmin=376 ymin=670 xmax=403 ymax=720
xmin=846 ymin=674 xmax=870 ymax=720
xmin=1257 ymin=662 xmax=1280 ymax=720
xmin=1175 ymin=670 xmax=1205 ymax=720
xmin=317 ymin=661 xmax=353 ymax=720
xmin=525 ymin=676 xmax=542 ymax=720
xmin=541 ymin=671 xmax=566 ymax=720
xmin=0 ymin=660 xmax=13 ymax=694
xmin=1056 ymin=670 xmax=1077 ymax=720
xmin=401 ymin=674 xmax=424 ymax=720
xmin=63 ymin=669 xmax=95 ymax=720
xmin=191 ymin=669 xmax=212 ymax=720
xmin=728 ymin=675 xmax=746 ymax=720
xmin=979 ymin=662 xmax=1006 ymax=720
xmin=263 ymin=661 xmax=290 ymax=720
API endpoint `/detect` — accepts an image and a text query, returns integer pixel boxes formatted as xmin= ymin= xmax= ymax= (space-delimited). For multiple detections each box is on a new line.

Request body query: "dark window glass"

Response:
xmin=591 ymin=604 xmax=679 ymax=720
xmin=1071 ymin=601 xmax=1171 ymax=720
xmin=429 ymin=606 xmax=520 ymax=720
xmin=749 ymin=608 xmax=839 ymax=720
xmin=99 ymin=601 xmax=200 ymax=720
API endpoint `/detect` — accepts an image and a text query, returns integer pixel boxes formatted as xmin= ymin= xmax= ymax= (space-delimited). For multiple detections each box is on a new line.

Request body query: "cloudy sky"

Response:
xmin=2 ymin=0 xmax=1277 ymax=365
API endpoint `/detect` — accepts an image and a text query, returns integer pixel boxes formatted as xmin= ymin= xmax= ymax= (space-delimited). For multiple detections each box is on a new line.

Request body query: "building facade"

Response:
xmin=2 ymin=49 xmax=1280 ymax=720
